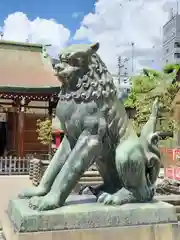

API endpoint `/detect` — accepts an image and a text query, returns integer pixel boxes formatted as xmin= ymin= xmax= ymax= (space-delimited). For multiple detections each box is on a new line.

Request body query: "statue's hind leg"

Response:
xmin=98 ymin=141 xmax=154 ymax=205
xmin=88 ymin=156 xmax=122 ymax=198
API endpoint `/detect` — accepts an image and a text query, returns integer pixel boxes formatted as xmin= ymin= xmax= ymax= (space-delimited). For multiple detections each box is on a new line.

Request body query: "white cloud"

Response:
xmin=3 ymin=12 xmax=31 ymax=42
xmin=1 ymin=1 xmax=179 ymax=75
xmin=74 ymin=0 xmax=178 ymax=74
xmin=2 ymin=12 xmax=70 ymax=56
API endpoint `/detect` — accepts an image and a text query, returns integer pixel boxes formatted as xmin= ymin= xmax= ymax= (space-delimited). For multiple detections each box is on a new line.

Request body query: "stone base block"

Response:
xmin=2 ymin=194 xmax=179 ymax=240
xmin=2 ymin=215 xmax=179 ymax=240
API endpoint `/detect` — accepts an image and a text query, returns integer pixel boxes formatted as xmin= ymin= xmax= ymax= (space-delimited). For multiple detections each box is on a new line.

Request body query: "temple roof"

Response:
xmin=0 ymin=40 xmax=60 ymax=94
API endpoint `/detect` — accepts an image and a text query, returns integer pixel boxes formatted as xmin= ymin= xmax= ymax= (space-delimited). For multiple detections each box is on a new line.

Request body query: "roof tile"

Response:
xmin=0 ymin=41 xmax=60 ymax=92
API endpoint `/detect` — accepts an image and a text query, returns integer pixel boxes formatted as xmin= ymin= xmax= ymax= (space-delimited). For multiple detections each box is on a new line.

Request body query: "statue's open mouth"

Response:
xmin=56 ymin=66 xmax=79 ymax=78
xmin=55 ymin=66 xmax=80 ymax=88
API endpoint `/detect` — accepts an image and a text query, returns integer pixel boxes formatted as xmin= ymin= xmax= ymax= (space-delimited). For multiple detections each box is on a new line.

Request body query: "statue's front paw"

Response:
xmin=18 ymin=185 xmax=48 ymax=199
xmin=29 ymin=194 xmax=59 ymax=211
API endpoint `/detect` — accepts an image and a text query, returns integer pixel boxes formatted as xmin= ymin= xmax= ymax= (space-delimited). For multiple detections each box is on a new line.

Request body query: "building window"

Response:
xmin=166 ymin=59 xmax=168 ymax=63
xmin=174 ymin=42 xmax=180 ymax=47
xmin=166 ymin=48 xmax=169 ymax=53
xmin=174 ymin=53 xmax=180 ymax=58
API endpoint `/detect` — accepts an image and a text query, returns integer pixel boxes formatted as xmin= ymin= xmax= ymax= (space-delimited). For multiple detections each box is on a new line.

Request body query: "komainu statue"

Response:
xmin=19 ymin=42 xmax=161 ymax=211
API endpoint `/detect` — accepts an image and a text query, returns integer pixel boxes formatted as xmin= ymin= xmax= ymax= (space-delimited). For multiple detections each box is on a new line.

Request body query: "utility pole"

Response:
xmin=117 ymin=56 xmax=130 ymax=84
xmin=0 ymin=31 xmax=3 ymax=40
xmin=131 ymin=42 xmax=135 ymax=75
xmin=124 ymin=69 xmax=128 ymax=77
xmin=117 ymin=56 xmax=121 ymax=85
xmin=176 ymin=0 xmax=179 ymax=15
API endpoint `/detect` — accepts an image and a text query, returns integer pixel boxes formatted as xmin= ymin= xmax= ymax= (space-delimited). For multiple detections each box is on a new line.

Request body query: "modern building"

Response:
xmin=163 ymin=11 xmax=180 ymax=65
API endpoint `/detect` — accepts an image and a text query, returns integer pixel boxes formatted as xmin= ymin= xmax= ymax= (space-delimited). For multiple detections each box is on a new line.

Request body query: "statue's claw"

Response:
xmin=97 ymin=192 xmax=110 ymax=203
xmin=29 ymin=194 xmax=59 ymax=211
xmin=29 ymin=196 xmax=40 ymax=210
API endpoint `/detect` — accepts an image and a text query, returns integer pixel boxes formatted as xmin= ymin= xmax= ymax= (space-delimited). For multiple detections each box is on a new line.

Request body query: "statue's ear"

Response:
xmin=87 ymin=42 xmax=100 ymax=55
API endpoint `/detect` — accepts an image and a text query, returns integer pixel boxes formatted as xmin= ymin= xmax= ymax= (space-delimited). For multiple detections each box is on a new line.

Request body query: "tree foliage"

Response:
xmin=132 ymin=83 xmax=179 ymax=134
xmin=142 ymin=68 xmax=161 ymax=78
xmin=124 ymin=68 xmax=161 ymax=107
xmin=163 ymin=64 xmax=180 ymax=74
xmin=124 ymin=65 xmax=180 ymax=136
xmin=36 ymin=118 xmax=52 ymax=145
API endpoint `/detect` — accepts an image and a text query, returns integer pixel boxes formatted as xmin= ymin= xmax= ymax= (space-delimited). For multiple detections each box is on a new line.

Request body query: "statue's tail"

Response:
xmin=140 ymin=97 xmax=159 ymax=139
xmin=146 ymin=132 xmax=161 ymax=185
xmin=139 ymin=98 xmax=161 ymax=186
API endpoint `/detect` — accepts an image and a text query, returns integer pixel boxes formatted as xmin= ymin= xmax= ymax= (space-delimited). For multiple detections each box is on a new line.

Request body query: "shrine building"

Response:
xmin=0 ymin=40 xmax=60 ymax=158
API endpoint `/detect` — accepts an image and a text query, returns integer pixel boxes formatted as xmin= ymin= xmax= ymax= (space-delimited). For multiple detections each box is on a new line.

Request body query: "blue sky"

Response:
xmin=0 ymin=0 xmax=95 ymax=35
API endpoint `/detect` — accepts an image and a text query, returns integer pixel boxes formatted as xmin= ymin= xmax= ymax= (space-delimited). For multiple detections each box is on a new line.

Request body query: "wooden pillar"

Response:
xmin=48 ymin=98 xmax=53 ymax=155
xmin=48 ymin=99 xmax=53 ymax=119
xmin=18 ymin=98 xmax=25 ymax=158
xmin=12 ymin=109 xmax=17 ymax=150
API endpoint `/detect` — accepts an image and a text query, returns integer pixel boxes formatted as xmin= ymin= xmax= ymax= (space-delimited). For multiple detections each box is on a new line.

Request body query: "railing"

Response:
xmin=29 ymin=159 xmax=102 ymax=187
xmin=0 ymin=156 xmax=31 ymax=175
xmin=0 ymin=148 xmax=171 ymax=179
xmin=32 ymin=153 xmax=53 ymax=161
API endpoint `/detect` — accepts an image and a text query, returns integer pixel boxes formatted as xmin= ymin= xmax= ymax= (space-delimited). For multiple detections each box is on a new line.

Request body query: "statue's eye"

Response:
xmin=61 ymin=57 xmax=68 ymax=63
xmin=69 ymin=57 xmax=80 ymax=66
xmin=59 ymin=54 xmax=69 ymax=63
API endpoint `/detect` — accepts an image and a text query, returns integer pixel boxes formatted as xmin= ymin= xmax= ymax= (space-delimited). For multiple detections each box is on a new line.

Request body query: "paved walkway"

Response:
xmin=0 ymin=231 xmax=4 ymax=240
xmin=0 ymin=176 xmax=31 ymax=230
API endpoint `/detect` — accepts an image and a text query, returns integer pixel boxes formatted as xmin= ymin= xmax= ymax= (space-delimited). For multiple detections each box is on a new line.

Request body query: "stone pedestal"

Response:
xmin=2 ymin=194 xmax=179 ymax=240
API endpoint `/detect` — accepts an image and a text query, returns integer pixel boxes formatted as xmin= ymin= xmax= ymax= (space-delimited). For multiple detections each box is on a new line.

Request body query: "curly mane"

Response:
xmin=59 ymin=53 xmax=117 ymax=103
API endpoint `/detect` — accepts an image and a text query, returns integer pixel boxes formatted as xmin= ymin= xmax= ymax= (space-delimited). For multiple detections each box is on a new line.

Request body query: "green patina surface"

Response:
xmin=16 ymin=42 xmax=162 ymax=213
